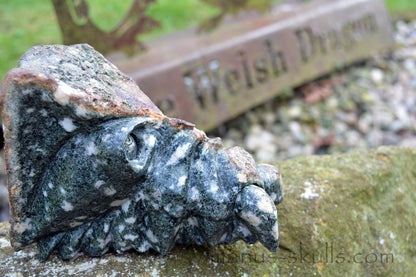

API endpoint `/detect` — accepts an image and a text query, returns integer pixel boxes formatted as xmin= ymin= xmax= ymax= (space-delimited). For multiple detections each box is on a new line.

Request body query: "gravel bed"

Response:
xmin=1 ymin=20 xmax=416 ymax=222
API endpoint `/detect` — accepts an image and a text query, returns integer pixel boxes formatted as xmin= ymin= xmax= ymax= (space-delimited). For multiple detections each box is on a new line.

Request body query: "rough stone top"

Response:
xmin=3 ymin=44 xmax=164 ymax=120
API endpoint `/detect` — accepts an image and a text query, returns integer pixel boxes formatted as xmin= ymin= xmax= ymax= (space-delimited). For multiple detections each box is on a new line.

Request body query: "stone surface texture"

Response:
xmin=0 ymin=146 xmax=415 ymax=276
xmin=1 ymin=44 xmax=282 ymax=261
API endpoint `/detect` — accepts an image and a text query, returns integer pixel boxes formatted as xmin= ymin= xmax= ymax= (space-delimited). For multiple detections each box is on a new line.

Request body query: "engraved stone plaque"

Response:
xmin=113 ymin=0 xmax=393 ymax=130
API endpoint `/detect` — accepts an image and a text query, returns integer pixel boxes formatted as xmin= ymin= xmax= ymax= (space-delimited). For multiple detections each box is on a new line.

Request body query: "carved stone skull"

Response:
xmin=1 ymin=44 xmax=283 ymax=260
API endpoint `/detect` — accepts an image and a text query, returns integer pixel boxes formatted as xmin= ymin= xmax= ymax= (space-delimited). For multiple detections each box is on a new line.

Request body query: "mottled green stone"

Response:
xmin=1 ymin=44 xmax=283 ymax=261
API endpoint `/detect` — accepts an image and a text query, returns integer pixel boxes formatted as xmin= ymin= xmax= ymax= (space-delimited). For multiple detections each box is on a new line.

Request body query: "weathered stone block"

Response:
xmin=0 ymin=146 xmax=415 ymax=276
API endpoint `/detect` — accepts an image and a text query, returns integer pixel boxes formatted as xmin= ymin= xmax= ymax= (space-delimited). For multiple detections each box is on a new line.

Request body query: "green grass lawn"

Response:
xmin=0 ymin=0 xmax=219 ymax=81
xmin=0 ymin=0 xmax=59 ymax=80
xmin=0 ymin=0 xmax=416 ymax=82
xmin=385 ymin=0 xmax=416 ymax=16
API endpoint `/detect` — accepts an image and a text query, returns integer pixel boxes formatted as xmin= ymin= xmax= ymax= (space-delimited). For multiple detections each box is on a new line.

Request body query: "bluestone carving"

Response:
xmin=1 ymin=44 xmax=283 ymax=261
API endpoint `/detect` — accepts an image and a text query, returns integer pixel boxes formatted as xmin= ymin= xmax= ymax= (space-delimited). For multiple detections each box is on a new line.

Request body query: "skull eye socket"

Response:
xmin=125 ymin=133 xmax=140 ymax=160
xmin=124 ymin=129 xmax=158 ymax=172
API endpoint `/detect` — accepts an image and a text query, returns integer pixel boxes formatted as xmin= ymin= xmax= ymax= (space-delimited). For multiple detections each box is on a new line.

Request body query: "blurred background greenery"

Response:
xmin=0 ymin=0 xmax=415 ymax=82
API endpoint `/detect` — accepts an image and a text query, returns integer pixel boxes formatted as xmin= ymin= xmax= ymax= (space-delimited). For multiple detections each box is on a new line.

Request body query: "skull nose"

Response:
xmin=258 ymin=164 xmax=283 ymax=204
